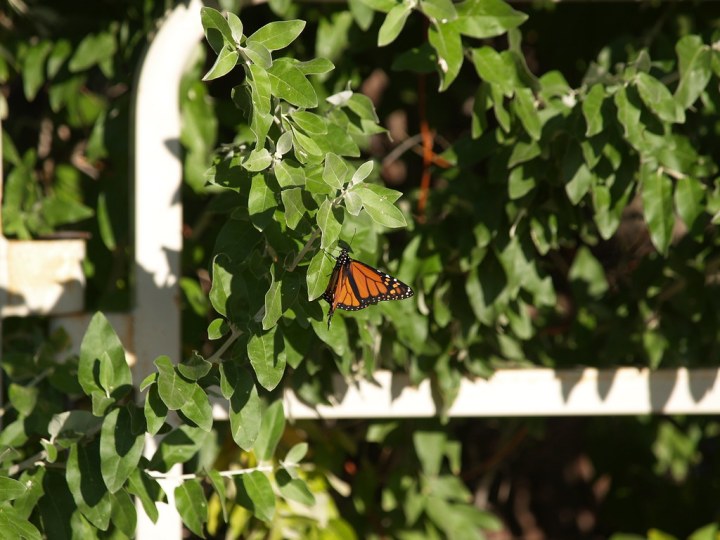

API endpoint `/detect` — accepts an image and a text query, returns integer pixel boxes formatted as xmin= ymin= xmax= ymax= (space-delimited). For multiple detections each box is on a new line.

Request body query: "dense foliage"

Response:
xmin=2 ymin=0 xmax=720 ymax=538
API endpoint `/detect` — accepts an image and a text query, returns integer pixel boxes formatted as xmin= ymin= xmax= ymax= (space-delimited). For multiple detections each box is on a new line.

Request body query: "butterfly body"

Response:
xmin=322 ymin=248 xmax=414 ymax=327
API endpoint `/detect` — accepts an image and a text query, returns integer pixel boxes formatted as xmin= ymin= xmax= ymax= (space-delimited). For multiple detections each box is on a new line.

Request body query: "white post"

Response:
xmin=132 ymin=1 xmax=203 ymax=537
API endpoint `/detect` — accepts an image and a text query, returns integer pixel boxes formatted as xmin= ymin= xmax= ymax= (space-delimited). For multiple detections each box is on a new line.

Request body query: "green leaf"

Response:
xmin=275 ymin=159 xmax=306 ymax=187
xmin=641 ymin=166 xmax=675 ymax=255
xmin=392 ymin=43 xmax=437 ymax=74
xmin=235 ymin=471 xmax=275 ymax=522
xmin=37 ymin=472 xmax=73 ymax=538
xmin=351 ymin=160 xmax=375 ymax=185
xmin=66 ymin=440 xmax=112 ymax=530
xmin=307 ymin=250 xmax=334 ymax=301
xmin=277 ymin=132 xmax=294 ymax=156
xmin=591 ymin=172 xmax=633 ymax=241
xmin=110 ymin=489 xmax=137 ymax=537
xmin=471 ymin=47 xmax=514 ymax=96
xmin=421 ymin=0 xmax=457 ymax=20
xmin=175 ymin=479 xmax=207 ymax=538
xmin=490 ymin=84 xmax=511 ymax=131
xmin=150 ymin=426 xmax=208 ymax=472
xmin=0 ymin=476 xmax=27 ymax=501
xmin=635 ymin=72 xmax=684 ymax=123
xmin=428 ymin=22 xmax=463 ymax=91
xmin=276 ymin=468 xmax=316 ymax=506
xmin=248 ymin=63 xmax=272 ymax=115
xmin=350 ymin=0 xmax=375 ymax=29
xmin=689 ymin=523 xmax=719 ymax=540
xmin=22 ymin=40 xmax=52 ymax=101
xmin=378 ymin=3 xmax=413 ymax=47
xmin=247 ymin=328 xmax=286 ymax=391
xmin=227 ymin=12 xmax=243 ymax=43
xmin=178 ymin=352 xmax=212 ymax=380
xmin=465 ymin=253 xmax=507 ymax=325
xmin=359 ymin=0 xmax=396 ymax=11
xmin=508 ymin=138 xmax=540 ymax=168
xmin=614 ymin=87 xmax=643 ymax=148
xmin=229 ymin=367 xmax=262 ymax=450
xmin=39 ymin=194 xmax=94 ymax=228
xmin=262 ymin=278 xmax=282 ymax=330
xmin=8 ymin=383 xmax=37 ymax=417
xmin=512 ymin=88 xmax=540 ymax=140
xmin=78 ymin=312 xmax=131 ymax=402
xmin=100 ymin=407 xmax=145 ymax=493
xmin=568 ymin=246 xmax=608 ymax=298
xmin=254 ymin=400 xmax=285 ymax=461
xmin=248 ymin=173 xmax=277 ymax=218
xmin=354 ymin=184 xmax=407 ymax=228
xmin=318 ymin=199 xmax=343 ymax=250
xmin=210 ymin=255 xmax=232 ymax=318
xmin=281 ymin=187 xmax=307 ymax=230
xmin=674 ymin=176 xmax=705 ymax=231
xmin=144 ymin=384 xmax=167 ymax=436
xmin=247 ymin=20 xmax=306 ymax=51
xmin=290 ymin=111 xmax=328 ymax=135
xmin=508 ymin=165 xmax=535 ymax=200
xmin=316 ymin=12 xmax=354 ymax=63
xmin=452 ymin=0 xmax=528 ymax=38
xmin=294 ymin=57 xmax=335 ymax=75
xmin=242 ymin=42 xmax=272 ymax=70
xmin=219 ymin=363 xmax=235 ymax=400
xmin=582 ymin=84 xmax=605 ymax=137
xmin=127 ymin=468 xmax=162 ymax=524
xmin=203 ymin=45 xmax=239 ymax=81
xmin=345 ymin=190 xmax=363 ymax=216
xmin=0 ymin=506 xmax=42 ymax=540
xmin=675 ymin=35 xmax=712 ymax=110
xmin=413 ymin=431 xmax=446 ymax=476
xmin=48 ymin=410 xmax=102 ymax=444
xmin=179 ymin=384 xmax=213 ymax=432
xmin=69 ymin=32 xmax=116 ymax=72
xmin=47 ymin=40 xmax=72 ymax=79
xmin=13 ymin=469 xmax=45 ymax=519
xmin=200 ymin=7 xmax=236 ymax=45
xmin=284 ymin=442 xmax=309 ymax=465
xmin=97 ymin=192 xmax=117 ymax=250
xmin=323 ymin=153 xmax=349 ymax=189
xmin=267 ymin=60 xmax=318 ymax=108
xmin=243 ymin=149 xmax=273 ymax=172
xmin=562 ymin=143 xmax=594 ymax=205
xmin=209 ymin=470 xmax=228 ymax=522
xmin=155 ymin=355 xmax=194 ymax=410
xmin=292 ymin=127 xmax=324 ymax=158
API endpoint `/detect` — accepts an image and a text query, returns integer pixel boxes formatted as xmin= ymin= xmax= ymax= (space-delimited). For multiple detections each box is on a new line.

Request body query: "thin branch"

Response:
xmin=6 ymin=451 xmax=47 ymax=477
xmin=288 ymin=228 xmax=321 ymax=272
xmin=382 ymin=133 xmax=424 ymax=168
xmin=146 ymin=464 xmax=275 ymax=481
xmin=207 ymin=324 xmax=243 ymax=364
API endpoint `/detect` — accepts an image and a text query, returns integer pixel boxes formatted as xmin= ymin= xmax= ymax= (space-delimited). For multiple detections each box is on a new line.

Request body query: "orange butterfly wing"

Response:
xmin=322 ymin=249 xmax=413 ymax=327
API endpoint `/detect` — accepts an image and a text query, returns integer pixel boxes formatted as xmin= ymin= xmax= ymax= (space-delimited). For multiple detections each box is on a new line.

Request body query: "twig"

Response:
xmin=146 ymin=464 xmax=275 ymax=481
xmin=207 ymin=324 xmax=243 ymax=364
xmin=6 ymin=451 xmax=47 ymax=477
xmin=288 ymin=228 xmax=321 ymax=272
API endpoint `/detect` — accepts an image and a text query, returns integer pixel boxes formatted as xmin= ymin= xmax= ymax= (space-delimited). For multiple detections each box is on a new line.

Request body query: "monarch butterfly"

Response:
xmin=322 ymin=248 xmax=414 ymax=327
